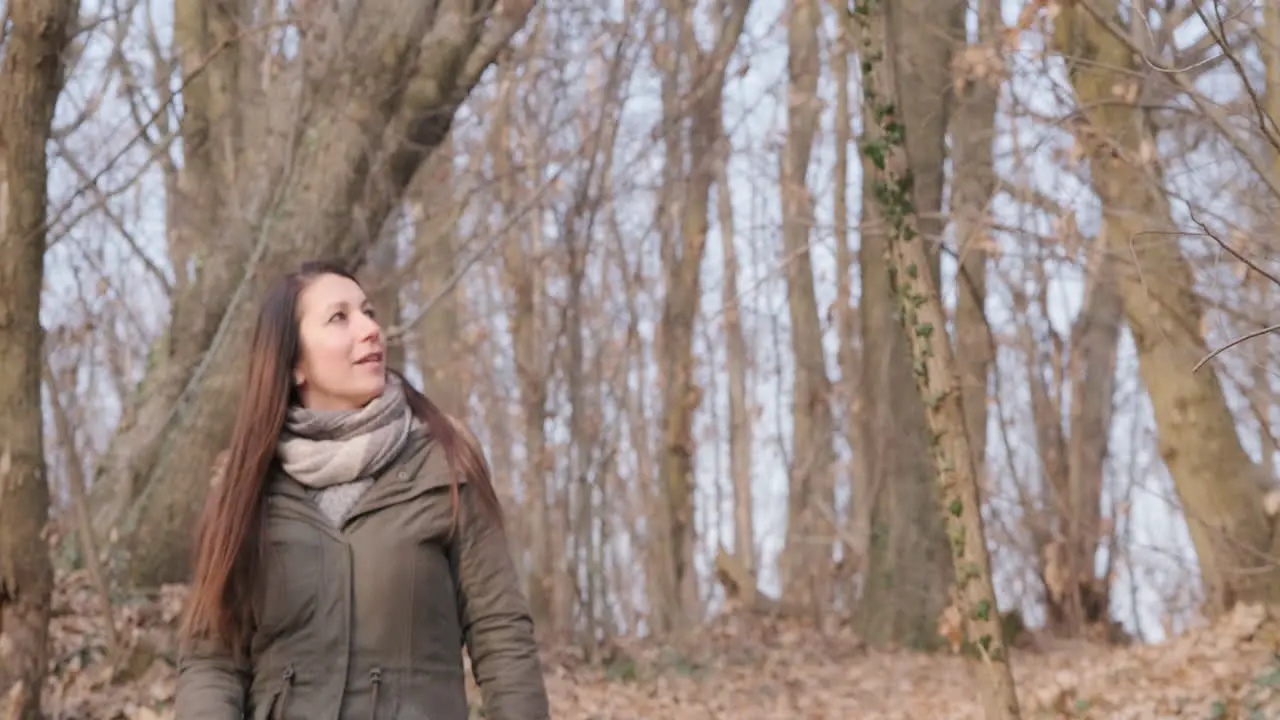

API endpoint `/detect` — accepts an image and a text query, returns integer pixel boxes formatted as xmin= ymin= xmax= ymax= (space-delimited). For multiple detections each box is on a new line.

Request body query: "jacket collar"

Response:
xmin=265 ymin=433 xmax=466 ymax=533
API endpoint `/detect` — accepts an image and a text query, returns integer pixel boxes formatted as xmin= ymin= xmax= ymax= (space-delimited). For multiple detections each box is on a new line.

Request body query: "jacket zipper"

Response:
xmin=369 ymin=667 xmax=383 ymax=720
xmin=277 ymin=664 xmax=295 ymax=719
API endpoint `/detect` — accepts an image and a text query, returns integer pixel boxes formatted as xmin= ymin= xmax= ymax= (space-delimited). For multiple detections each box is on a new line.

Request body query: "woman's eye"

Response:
xmin=329 ymin=311 xmax=346 ymax=323
xmin=364 ymin=308 xmax=377 ymax=320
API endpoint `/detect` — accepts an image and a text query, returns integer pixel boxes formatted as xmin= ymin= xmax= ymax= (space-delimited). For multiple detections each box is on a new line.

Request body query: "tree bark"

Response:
xmin=778 ymin=0 xmax=836 ymax=619
xmin=714 ymin=143 xmax=756 ymax=583
xmin=949 ymin=0 xmax=1000 ymax=484
xmin=854 ymin=2 xmax=1022 ymax=716
xmin=0 ymin=0 xmax=77 ymax=715
xmin=362 ymin=226 xmax=405 ymax=373
xmin=412 ymin=144 xmax=468 ymax=417
xmin=853 ymin=0 xmax=955 ymax=650
xmin=828 ymin=8 xmax=865 ymax=608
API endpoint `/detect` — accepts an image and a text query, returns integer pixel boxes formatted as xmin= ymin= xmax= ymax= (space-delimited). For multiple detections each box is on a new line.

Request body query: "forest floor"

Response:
xmin=33 ymin=570 xmax=1280 ymax=719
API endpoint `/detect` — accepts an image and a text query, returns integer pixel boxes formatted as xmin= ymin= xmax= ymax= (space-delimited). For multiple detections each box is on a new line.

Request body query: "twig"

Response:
xmin=1193 ymin=322 xmax=1280 ymax=373
xmin=41 ymin=355 xmax=124 ymax=668
xmin=1186 ymin=207 xmax=1280 ymax=289
xmin=385 ymin=165 xmax=564 ymax=341
xmin=1073 ymin=0 xmax=1280 ymax=201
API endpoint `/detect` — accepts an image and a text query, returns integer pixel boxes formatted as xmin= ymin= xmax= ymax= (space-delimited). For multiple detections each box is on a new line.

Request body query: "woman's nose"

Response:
xmin=355 ymin=312 xmax=382 ymax=340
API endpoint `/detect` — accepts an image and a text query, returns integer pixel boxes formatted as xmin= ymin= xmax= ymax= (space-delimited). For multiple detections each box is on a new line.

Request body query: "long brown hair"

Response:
xmin=181 ymin=260 xmax=502 ymax=657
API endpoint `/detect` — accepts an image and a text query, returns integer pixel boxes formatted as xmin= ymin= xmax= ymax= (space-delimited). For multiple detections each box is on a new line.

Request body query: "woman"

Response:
xmin=174 ymin=260 xmax=550 ymax=719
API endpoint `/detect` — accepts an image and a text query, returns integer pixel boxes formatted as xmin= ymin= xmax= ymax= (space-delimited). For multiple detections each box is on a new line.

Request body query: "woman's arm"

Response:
xmin=173 ymin=636 xmax=250 ymax=719
xmin=450 ymin=483 xmax=551 ymax=720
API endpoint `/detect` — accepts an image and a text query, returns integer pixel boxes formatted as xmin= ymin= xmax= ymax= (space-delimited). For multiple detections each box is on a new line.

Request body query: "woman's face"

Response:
xmin=293 ymin=273 xmax=387 ymax=411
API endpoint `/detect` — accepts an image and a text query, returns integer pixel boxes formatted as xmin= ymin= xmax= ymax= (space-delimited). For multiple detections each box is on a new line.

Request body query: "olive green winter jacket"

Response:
xmin=173 ymin=434 xmax=550 ymax=719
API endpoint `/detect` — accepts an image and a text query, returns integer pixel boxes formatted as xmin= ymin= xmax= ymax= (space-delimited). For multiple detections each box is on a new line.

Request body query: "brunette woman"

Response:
xmin=174 ymin=260 xmax=549 ymax=719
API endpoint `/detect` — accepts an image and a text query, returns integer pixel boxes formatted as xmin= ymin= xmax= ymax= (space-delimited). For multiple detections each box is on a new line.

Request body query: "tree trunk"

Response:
xmin=117 ymin=0 xmax=535 ymax=586
xmin=853 ymin=0 xmax=955 ymax=650
xmin=492 ymin=55 xmax=555 ymax=636
xmin=830 ymin=8 xmax=865 ymax=608
xmin=714 ymin=143 xmax=756 ymax=584
xmin=1052 ymin=251 xmax=1121 ymax=637
xmin=621 ymin=260 xmax=657 ymax=634
xmin=1005 ymin=206 xmax=1120 ymax=639
xmin=854 ymin=2 xmax=1022 ymax=716
xmin=651 ymin=3 xmax=705 ymax=631
xmin=559 ymin=45 xmax=627 ymax=650
xmin=0 ymin=0 xmax=77 ymax=715
xmin=949 ymin=0 xmax=1000 ymax=482
xmin=649 ymin=0 xmax=751 ymax=635
xmin=565 ymin=225 xmax=594 ymax=652
xmin=778 ymin=0 xmax=835 ymax=618
xmin=90 ymin=0 xmax=251 ymax=545
xmin=362 ymin=226 xmax=405 ymax=373
xmin=1054 ymin=1 xmax=1280 ymax=612
xmin=412 ymin=143 xmax=468 ymax=417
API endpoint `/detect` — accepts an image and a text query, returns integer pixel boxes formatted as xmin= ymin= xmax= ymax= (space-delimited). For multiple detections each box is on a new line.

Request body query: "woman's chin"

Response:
xmin=355 ymin=376 xmax=388 ymax=406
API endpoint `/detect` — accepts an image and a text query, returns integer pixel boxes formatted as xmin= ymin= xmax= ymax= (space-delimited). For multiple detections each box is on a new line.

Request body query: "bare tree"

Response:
xmin=648 ymin=0 xmax=751 ymax=635
xmin=0 ymin=0 xmax=78 ymax=715
xmin=413 ymin=144 xmax=469 ymax=417
xmin=828 ymin=1 xmax=866 ymax=610
xmin=1051 ymin=0 xmax=1280 ymax=612
xmin=1012 ymin=239 xmax=1122 ymax=638
xmin=949 ymin=0 xmax=1001 ymax=485
xmin=492 ymin=43 xmax=557 ymax=633
xmin=778 ymin=0 xmax=836 ymax=618
xmin=715 ymin=140 xmax=757 ymax=585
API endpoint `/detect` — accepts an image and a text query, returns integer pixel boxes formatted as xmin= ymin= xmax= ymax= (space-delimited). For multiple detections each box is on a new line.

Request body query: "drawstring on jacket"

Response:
xmin=272 ymin=664 xmax=383 ymax=719
xmin=279 ymin=665 xmax=296 ymax=716
xmin=369 ymin=667 xmax=383 ymax=720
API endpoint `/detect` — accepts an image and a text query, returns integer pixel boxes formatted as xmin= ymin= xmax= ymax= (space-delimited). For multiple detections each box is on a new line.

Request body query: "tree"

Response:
xmin=0 ymin=0 xmax=78 ymax=715
xmin=99 ymin=0 xmax=537 ymax=585
xmin=716 ymin=131 xmax=757 ymax=586
xmin=648 ymin=0 xmax=751 ymax=635
xmin=1051 ymin=0 xmax=1280 ymax=613
xmin=778 ymin=0 xmax=836 ymax=618
xmin=949 ymin=0 xmax=1001 ymax=492
xmin=854 ymin=0 xmax=1021 ymax=716
xmin=829 ymin=0 xmax=863 ymax=607
xmin=853 ymin=0 xmax=956 ymax=649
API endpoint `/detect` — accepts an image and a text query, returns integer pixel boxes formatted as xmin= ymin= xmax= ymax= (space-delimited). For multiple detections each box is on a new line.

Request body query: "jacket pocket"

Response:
xmin=252 ymin=691 xmax=279 ymax=720
xmin=399 ymin=668 xmax=468 ymax=720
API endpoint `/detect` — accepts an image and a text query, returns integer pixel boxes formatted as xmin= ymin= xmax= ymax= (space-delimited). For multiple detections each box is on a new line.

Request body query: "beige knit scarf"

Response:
xmin=277 ymin=373 xmax=416 ymax=493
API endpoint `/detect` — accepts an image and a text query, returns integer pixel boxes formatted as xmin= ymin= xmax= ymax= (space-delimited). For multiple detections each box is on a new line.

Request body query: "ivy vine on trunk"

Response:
xmin=850 ymin=1 xmax=1021 ymax=717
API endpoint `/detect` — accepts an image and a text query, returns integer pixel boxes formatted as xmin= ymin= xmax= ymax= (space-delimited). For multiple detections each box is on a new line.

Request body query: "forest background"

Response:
xmin=6 ymin=0 xmax=1280 ymax=717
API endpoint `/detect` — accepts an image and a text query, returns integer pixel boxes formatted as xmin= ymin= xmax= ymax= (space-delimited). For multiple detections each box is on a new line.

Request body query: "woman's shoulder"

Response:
xmin=400 ymin=430 xmax=469 ymax=491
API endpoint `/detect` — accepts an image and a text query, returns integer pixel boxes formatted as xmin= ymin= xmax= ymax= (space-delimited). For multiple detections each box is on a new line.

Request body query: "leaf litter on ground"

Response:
xmin=30 ymin=570 xmax=1280 ymax=718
